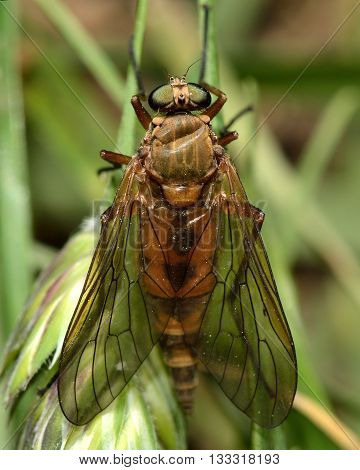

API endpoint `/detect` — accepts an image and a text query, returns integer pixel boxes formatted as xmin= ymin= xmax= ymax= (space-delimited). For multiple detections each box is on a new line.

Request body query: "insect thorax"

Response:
xmin=149 ymin=114 xmax=215 ymax=182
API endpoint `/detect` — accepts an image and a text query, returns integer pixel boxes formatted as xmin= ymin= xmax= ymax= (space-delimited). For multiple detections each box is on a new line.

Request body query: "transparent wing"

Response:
xmin=193 ymin=159 xmax=297 ymax=428
xmin=58 ymin=162 xmax=168 ymax=425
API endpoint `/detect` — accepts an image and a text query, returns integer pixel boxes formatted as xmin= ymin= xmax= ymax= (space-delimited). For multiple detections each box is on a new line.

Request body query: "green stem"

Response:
xmin=111 ymin=0 xmax=148 ymax=189
xmin=33 ymin=0 xmax=124 ymax=107
xmin=198 ymin=0 xmax=219 ymax=86
xmin=252 ymin=423 xmax=287 ymax=450
xmin=198 ymin=0 xmax=224 ymax=132
xmin=116 ymin=0 xmax=148 ymax=154
xmin=0 ymin=0 xmax=32 ymax=448
xmin=0 ymin=1 xmax=31 ymax=338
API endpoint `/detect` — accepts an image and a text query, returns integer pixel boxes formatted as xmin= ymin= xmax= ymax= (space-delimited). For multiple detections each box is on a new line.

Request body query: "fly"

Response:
xmin=58 ymin=9 xmax=297 ymax=429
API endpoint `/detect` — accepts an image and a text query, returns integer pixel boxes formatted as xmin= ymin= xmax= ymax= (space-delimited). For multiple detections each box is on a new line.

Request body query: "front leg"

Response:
xmin=200 ymin=82 xmax=227 ymax=121
xmin=131 ymin=95 xmax=152 ymax=130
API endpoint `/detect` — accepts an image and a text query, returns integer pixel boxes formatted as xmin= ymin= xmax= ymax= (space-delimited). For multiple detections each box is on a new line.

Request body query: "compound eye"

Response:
xmin=169 ymin=76 xmax=175 ymax=83
xmin=180 ymin=76 xmax=186 ymax=84
xmin=148 ymin=84 xmax=174 ymax=111
xmin=187 ymin=83 xmax=211 ymax=108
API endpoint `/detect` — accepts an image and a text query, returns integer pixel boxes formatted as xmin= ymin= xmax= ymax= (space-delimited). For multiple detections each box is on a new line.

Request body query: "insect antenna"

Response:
xmin=183 ymin=58 xmax=201 ymax=79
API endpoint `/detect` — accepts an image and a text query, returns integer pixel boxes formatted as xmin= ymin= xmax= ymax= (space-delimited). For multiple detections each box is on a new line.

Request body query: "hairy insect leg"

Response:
xmin=218 ymin=131 xmax=238 ymax=147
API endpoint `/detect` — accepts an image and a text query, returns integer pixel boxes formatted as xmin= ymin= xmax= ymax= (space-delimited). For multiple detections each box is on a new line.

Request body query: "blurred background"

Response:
xmin=1 ymin=0 xmax=360 ymax=450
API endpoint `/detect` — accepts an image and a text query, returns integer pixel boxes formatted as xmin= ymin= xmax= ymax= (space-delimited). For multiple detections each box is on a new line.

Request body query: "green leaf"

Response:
xmin=0 ymin=231 xmax=93 ymax=402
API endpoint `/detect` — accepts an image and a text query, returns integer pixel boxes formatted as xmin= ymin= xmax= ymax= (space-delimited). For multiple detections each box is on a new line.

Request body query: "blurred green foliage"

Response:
xmin=1 ymin=0 xmax=360 ymax=450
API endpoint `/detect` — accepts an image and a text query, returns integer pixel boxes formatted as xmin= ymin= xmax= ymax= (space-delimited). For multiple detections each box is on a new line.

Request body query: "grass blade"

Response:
xmin=294 ymin=393 xmax=360 ymax=450
xmin=32 ymin=0 xmax=124 ymax=107
xmin=298 ymin=87 xmax=360 ymax=193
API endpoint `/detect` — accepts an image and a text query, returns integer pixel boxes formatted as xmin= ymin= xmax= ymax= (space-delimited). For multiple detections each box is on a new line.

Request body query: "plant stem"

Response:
xmin=251 ymin=423 xmax=286 ymax=450
xmin=0 ymin=0 xmax=32 ymax=448
xmin=198 ymin=0 xmax=224 ymax=132
xmin=116 ymin=0 xmax=148 ymax=155
xmin=0 ymin=1 xmax=31 ymax=339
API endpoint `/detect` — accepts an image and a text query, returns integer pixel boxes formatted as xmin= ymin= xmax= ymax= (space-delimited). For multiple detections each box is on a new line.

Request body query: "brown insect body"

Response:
xmin=58 ymin=75 xmax=297 ymax=428
xmin=140 ymin=112 xmax=220 ymax=410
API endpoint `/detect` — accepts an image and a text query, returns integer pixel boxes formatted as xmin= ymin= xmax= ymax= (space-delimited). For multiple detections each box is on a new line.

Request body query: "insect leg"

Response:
xmin=218 ymin=106 xmax=254 ymax=147
xmin=97 ymin=167 xmax=118 ymax=176
xmin=223 ymin=105 xmax=254 ymax=132
xmin=200 ymin=82 xmax=227 ymax=121
xmin=98 ymin=150 xmax=132 ymax=175
xmin=131 ymin=95 xmax=152 ymax=130
xmin=100 ymin=149 xmax=132 ymax=166
xmin=218 ymin=131 xmax=238 ymax=147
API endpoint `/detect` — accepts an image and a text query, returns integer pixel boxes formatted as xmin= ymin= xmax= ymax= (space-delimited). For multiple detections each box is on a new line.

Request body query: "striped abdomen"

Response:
xmin=140 ymin=187 xmax=219 ymax=412
xmin=160 ymin=316 xmax=198 ymax=412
